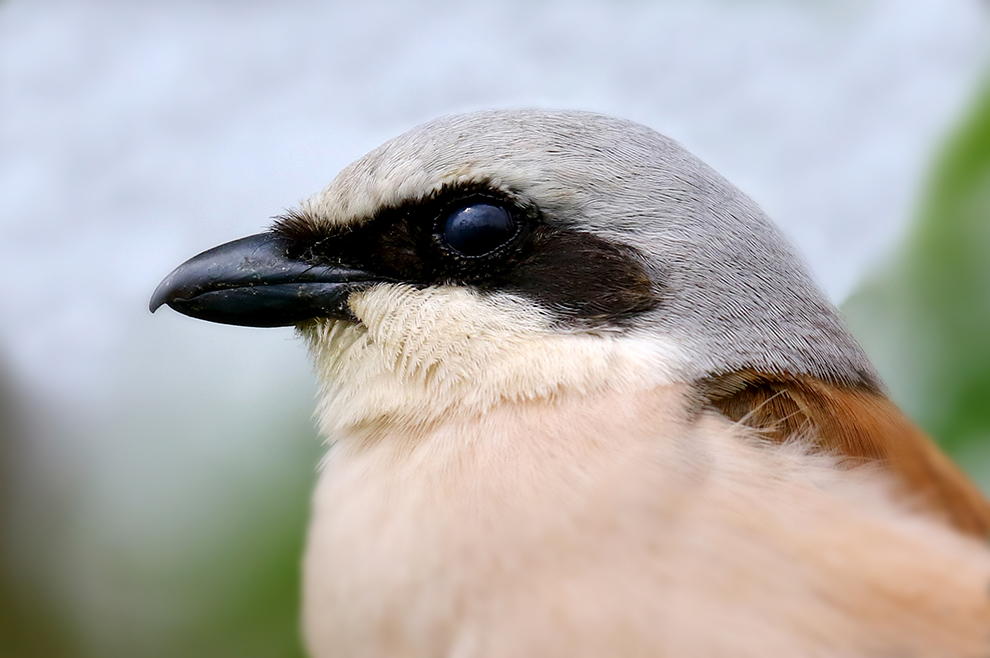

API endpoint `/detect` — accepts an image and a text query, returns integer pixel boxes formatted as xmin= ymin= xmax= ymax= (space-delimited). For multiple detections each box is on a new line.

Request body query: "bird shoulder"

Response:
xmin=703 ymin=370 xmax=990 ymax=538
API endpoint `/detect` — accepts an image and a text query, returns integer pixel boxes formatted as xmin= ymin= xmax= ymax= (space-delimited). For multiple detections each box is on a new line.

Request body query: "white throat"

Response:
xmin=301 ymin=283 xmax=687 ymax=436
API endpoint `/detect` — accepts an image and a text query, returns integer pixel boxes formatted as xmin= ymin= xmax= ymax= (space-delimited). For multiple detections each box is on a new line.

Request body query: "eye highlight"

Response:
xmin=442 ymin=202 xmax=517 ymax=257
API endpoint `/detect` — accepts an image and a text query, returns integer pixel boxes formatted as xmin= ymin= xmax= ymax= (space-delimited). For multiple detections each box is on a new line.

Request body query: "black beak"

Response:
xmin=149 ymin=232 xmax=380 ymax=327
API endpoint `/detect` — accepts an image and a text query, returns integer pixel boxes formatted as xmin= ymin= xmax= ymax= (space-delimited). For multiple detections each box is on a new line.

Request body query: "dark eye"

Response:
xmin=442 ymin=202 xmax=517 ymax=257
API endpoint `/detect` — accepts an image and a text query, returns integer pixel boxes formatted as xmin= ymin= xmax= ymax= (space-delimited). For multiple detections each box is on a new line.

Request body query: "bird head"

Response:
xmin=151 ymin=109 xmax=878 ymax=435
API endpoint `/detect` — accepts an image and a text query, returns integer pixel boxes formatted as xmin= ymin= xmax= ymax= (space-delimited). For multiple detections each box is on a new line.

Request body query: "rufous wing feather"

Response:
xmin=705 ymin=371 xmax=990 ymax=538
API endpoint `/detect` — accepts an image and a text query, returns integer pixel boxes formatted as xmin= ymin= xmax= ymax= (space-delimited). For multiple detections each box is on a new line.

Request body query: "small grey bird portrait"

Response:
xmin=151 ymin=110 xmax=990 ymax=657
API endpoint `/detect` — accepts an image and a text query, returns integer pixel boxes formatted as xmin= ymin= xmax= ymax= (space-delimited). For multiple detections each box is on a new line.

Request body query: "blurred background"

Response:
xmin=1 ymin=0 xmax=988 ymax=656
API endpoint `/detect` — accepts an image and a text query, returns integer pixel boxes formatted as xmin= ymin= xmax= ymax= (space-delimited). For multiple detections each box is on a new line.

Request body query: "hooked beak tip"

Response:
xmin=147 ymin=232 xmax=377 ymax=327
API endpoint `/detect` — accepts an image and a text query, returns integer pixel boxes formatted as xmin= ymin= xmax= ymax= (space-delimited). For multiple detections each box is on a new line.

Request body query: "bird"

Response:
xmin=151 ymin=109 xmax=990 ymax=657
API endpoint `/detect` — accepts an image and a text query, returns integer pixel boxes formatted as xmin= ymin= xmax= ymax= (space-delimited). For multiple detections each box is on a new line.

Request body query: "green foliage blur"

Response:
xmin=844 ymin=79 xmax=990 ymax=488
xmin=0 ymin=369 xmax=73 ymax=657
xmin=0 ymin=374 xmax=318 ymax=658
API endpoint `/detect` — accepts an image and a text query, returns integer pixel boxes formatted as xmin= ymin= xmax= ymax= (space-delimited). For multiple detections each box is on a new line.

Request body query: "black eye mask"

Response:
xmin=151 ymin=182 xmax=661 ymax=328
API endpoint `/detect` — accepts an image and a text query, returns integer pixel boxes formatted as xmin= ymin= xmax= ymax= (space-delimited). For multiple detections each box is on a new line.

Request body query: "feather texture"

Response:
xmin=304 ymin=384 xmax=990 ymax=657
xmin=705 ymin=371 xmax=990 ymax=538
